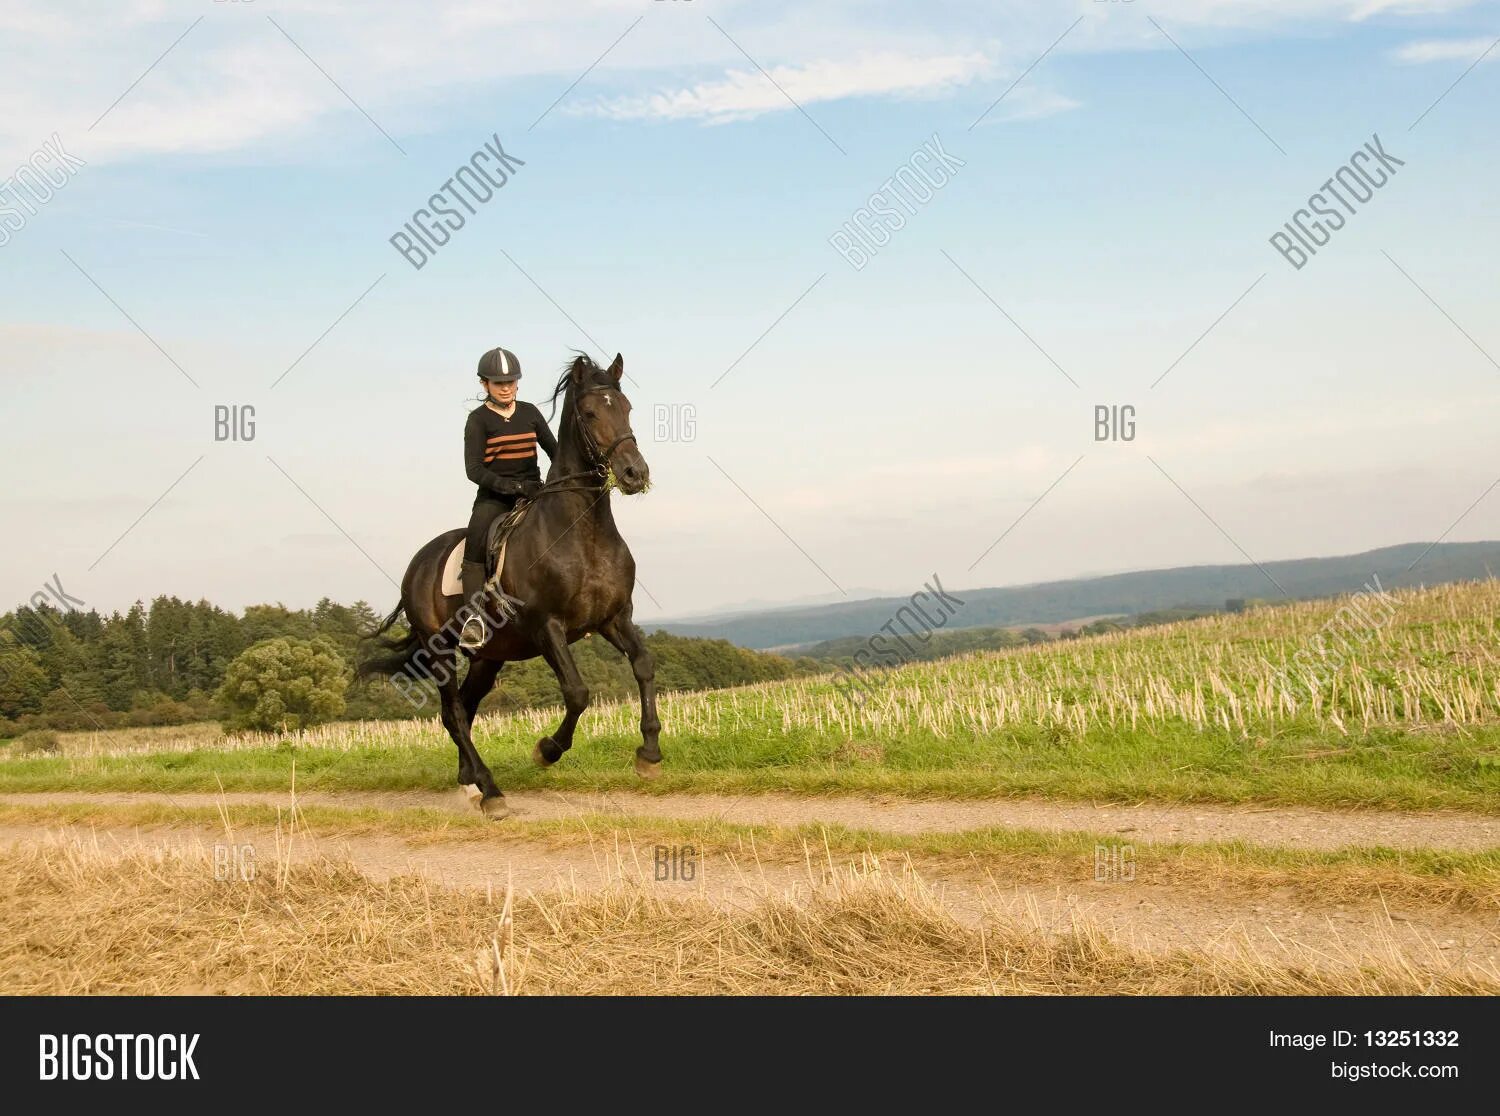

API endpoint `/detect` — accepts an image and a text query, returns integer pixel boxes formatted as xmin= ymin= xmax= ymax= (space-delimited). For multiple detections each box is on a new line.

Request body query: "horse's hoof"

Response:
xmin=461 ymin=783 xmax=483 ymax=807
xmin=533 ymin=738 xmax=562 ymax=767
xmin=481 ymin=795 xmax=513 ymax=821
xmin=634 ymin=754 xmax=661 ymax=780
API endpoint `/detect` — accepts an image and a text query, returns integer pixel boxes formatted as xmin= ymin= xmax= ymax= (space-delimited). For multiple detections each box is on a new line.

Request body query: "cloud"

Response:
xmin=0 ymin=0 xmax=676 ymax=167
xmin=974 ymin=85 xmax=1082 ymax=124
xmin=1141 ymin=0 xmax=1479 ymax=27
xmin=574 ymin=51 xmax=993 ymax=124
xmin=1346 ymin=0 xmax=1478 ymax=20
xmin=0 ymin=0 xmax=1487 ymax=168
xmin=1392 ymin=35 xmax=1499 ymax=62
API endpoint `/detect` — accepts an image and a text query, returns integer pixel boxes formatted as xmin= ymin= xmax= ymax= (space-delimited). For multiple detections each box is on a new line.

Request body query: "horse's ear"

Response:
xmin=570 ymin=355 xmax=590 ymax=384
xmin=607 ymin=353 xmax=624 ymax=383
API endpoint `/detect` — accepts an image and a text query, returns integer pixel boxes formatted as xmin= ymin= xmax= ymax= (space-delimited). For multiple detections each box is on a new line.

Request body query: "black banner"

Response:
xmin=1 ymin=996 xmax=1492 ymax=1104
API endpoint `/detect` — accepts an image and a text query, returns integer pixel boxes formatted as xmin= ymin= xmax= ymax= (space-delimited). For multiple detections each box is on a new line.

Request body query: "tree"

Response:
xmin=0 ymin=638 xmax=49 ymax=717
xmin=216 ymin=637 xmax=349 ymax=733
xmin=98 ymin=602 xmax=151 ymax=709
xmin=241 ymin=604 xmax=314 ymax=647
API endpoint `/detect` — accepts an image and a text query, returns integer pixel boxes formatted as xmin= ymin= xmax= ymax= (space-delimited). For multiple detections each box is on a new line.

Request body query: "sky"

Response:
xmin=1 ymin=0 xmax=1497 ymax=624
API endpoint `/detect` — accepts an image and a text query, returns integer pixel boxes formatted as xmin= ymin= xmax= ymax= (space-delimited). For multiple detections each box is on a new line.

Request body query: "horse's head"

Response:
xmin=564 ymin=353 xmax=650 ymax=494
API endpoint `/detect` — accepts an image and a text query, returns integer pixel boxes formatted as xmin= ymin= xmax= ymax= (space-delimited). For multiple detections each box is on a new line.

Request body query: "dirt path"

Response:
xmin=4 ymin=787 xmax=1497 ymax=852
xmin=2 ymin=817 xmax=1495 ymax=979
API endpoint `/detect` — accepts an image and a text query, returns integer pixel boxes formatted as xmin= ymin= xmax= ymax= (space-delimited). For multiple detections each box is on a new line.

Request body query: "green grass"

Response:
xmin=0 ymin=719 xmax=1497 ymax=811
xmin=4 ymin=579 xmax=1498 ymax=811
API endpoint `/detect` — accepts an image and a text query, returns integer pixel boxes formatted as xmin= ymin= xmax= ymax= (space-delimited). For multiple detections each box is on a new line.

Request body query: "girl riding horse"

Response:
xmin=460 ymin=346 xmax=557 ymax=650
xmin=361 ymin=352 xmax=657 ymax=819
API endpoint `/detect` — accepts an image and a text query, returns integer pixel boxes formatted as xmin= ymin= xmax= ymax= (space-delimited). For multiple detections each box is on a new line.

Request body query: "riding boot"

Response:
xmin=459 ymin=560 xmax=490 ymax=651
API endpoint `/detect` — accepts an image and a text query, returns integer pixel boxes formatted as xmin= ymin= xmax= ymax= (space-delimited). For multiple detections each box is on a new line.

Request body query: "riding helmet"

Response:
xmin=478 ymin=347 xmax=522 ymax=383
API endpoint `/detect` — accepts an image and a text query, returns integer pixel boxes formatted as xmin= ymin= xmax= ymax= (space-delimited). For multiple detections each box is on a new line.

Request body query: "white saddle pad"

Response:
xmin=440 ymin=503 xmax=529 ymax=597
xmin=440 ymin=542 xmax=465 ymax=596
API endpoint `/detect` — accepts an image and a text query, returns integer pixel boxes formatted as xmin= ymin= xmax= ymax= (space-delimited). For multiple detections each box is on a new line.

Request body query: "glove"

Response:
xmin=521 ymin=479 xmax=544 ymax=500
xmin=493 ymin=476 xmax=525 ymax=497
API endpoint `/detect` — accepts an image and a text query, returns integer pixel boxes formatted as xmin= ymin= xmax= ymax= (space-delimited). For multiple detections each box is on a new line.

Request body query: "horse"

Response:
xmin=358 ymin=352 xmax=656 ymax=819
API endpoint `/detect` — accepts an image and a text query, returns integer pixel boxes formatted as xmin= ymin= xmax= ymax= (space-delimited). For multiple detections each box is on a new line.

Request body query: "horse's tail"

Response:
xmin=356 ymin=601 xmax=424 ymax=682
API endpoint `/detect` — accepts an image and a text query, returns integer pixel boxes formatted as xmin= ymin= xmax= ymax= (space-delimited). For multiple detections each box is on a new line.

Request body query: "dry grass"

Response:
xmin=7 ymin=721 xmax=228 ymax=759
xmin=820 ymin=579 xmax=1500 ymax=740
xmin=2 ymin=799 xmax=1496 ymax=914
xmin=2 ymin=834 xmax=1493 ymax=996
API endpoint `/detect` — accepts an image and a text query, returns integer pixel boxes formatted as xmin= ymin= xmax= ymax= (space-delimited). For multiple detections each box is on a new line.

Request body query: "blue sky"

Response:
xmin=2 ymin=0 xmax=1497 ymax=622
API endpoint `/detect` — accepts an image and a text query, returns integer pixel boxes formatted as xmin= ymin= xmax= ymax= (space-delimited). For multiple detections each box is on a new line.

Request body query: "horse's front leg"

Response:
xmin=598 ymin=610 xmax=661 ymax=779
xmin=531 ymin=617 xmax=589 ymax=767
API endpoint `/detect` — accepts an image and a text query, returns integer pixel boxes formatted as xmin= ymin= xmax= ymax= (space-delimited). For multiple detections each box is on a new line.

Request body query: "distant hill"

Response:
xmin=655 ymin=542 xmax=1500 ymax=649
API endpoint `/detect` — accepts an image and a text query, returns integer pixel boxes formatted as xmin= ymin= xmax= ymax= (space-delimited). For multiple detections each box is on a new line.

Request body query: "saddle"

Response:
xmin=441 ymin=499 xmax=533 ymax=599
xmin=484 ymin=500 xmax=531 ymax=583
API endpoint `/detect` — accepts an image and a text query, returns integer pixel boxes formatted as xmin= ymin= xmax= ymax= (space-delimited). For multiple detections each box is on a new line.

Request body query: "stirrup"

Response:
xmin=489 ymin=588 xmax=521 ymax=622
xmin=458 ymin=613 xmax=489 ymax=651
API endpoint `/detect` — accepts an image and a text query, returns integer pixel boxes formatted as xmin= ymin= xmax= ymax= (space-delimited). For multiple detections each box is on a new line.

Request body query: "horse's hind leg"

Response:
xmin=436 ymin=654 xmax=509 ymax=819
xmin=599 ymin=609 xmax=661 ymax=779
xmin=531 ymin=618 xmax=589 ymax=767
xmin=461 ymin=658 xmax=502 ymax=728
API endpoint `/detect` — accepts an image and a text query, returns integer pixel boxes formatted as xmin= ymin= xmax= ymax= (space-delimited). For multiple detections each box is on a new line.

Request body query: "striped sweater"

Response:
xmin=464 ymin=401 xmax=558 ymax=497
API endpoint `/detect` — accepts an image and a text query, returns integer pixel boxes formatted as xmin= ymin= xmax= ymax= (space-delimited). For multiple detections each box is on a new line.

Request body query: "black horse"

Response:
xmin=359 ymin=353 xmax=656 ymax=819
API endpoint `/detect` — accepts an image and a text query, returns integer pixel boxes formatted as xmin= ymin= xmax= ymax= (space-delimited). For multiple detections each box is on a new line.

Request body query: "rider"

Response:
xmin=459 ymin=346 xmax=557 ymax=650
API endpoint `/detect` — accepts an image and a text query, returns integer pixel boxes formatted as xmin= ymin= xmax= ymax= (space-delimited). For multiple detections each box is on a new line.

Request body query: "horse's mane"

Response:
xmin=546 ymin=352 xmax=611 ymax=421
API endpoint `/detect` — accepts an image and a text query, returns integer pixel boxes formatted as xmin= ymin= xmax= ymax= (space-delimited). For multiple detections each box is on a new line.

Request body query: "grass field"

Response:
xmin=5 ymin=581 xmax=1499 ymax=995
xmin=5 ymin=836 xmax=1489 ymax=995
xmin=2 ymin=799 xmax=1494 ymax=910
xmin=3 ymin=581 xmax=1497 ymax=810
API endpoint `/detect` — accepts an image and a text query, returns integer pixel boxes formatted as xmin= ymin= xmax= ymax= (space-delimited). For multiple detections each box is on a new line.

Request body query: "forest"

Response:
xmin=0 ymin=595 xmax=821 ymax=736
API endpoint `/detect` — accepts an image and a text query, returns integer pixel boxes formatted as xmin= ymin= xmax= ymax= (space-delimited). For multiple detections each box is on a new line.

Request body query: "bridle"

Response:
xmin=575 ymin=384 xmax=640 ymax=471
xmin=534 ymin=382 xmax=638 ymax=496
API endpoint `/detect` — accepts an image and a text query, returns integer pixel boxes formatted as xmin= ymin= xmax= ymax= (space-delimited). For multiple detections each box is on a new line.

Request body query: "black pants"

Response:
xmin=465 ymin=496 xmax=517 ymax=565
